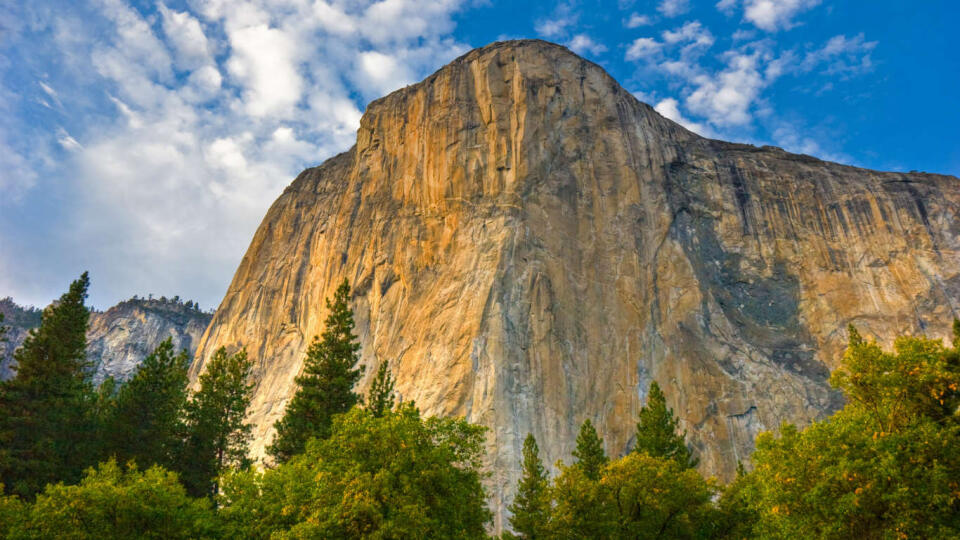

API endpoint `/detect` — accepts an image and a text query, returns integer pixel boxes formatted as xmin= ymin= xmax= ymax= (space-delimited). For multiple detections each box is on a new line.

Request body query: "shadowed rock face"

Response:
xmin=1 ymin=297 xmax=211 ymax=383
xmin=86 ymin=299 xmax=212 ymax=384
xmin=191 ymin=40 xmax=960 ymax=530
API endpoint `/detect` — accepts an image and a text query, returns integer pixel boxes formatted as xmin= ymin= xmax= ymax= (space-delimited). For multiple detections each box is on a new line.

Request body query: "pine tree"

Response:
xmin=367 ymin=360 xmax=395 ymax=418
xmin=0 ymin=272 xmax=96 ymax=498
xmin=633 ymin=381 xmax=698 ymax=468
xmin=104 ymin=338 xmax=190 ymax=470
xmin=572 ymin=419 xmax=607 ymax=481
xmin=180 ymin=347 xmax=253 ymax=498
xmin=267 ymin=279 xmax=364 ymax=462
xmin=509 ymin=433 xmax=551 ymax=539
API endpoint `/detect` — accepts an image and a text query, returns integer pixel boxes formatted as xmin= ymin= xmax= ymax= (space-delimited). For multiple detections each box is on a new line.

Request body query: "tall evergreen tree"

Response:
xmin=104 ymin=338 xmax=190 ymax=470
xmin=0 ymin=272 xmax=96 ymax=498
xmin=572 ymin=419 xmax=607 ymax=481
xmin=633 ymin=380 xmax=698 ymax=468
xmin=508 ymin=433 xmax=551 ymax=539
xmin=367 ymin=359 xmax=395 ymax=418
xmin=267 ymin=279 xmax=364 ymax=462
xmin=180 ymin=347 xmax=253 ymax=498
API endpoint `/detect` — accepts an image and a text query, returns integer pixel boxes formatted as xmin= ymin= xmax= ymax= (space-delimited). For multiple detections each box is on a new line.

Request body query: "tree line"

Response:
xmin=0 ymin=272 xmax=958 ymax=538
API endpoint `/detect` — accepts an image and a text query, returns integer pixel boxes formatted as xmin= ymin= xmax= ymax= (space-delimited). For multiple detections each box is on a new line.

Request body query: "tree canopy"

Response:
xmin=268 ymin=279 xmax=365 ymax=463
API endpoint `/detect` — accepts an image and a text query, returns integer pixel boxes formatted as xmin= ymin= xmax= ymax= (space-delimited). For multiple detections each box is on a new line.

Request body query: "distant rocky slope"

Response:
xmin=0 ymin=298 xmax=42 ymax=380
xmin=192 ymin=40 xmax=960 ymax=530
xmin=1 ymin=296 xmax=212 ymax=383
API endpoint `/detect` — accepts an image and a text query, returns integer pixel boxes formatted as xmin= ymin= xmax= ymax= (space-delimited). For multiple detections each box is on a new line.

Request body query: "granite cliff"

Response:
xmin=191 ymin=40 xmax=960 ymax=529
xmin=1 ymin=296 xmax=212 ymax=383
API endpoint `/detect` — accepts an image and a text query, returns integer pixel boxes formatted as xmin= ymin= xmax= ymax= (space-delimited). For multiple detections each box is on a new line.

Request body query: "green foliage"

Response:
xmin=572 ymin=419 xmax=607 ymax=481
xmin=548 ymin=461 xmax=614 ymax=539
xmin=0 ymin=272 xmax=97 ymax=498
xmin=549 ymin=451 xmax=717 ymax=540
xmin=3 ymin=460 xmax=217 ymax=539
xmin=746 ymin=325 xmax=960 ymax=539
xmin=710 ymin=466 xmax=760 ymax=540
xmin=830 ymin=325 xmax=960 ymax=431
xmin=268 ymin=279 xmax=365 ymax=463
xmin=180 ymin=347 xmax=253 ymax=498
xmin=508 ymin=434 xmax=551 ymax=539
xmin=0 ymin=485 xmax=26 ymax=538
xmin=367 ymin=359 xmax=396 ymax=418
xmin=218 ymin=404 xmax=492 ymax=539
xmin=103 ymin=338 xmax=190 ymax=471
xmin=634 ymin=381 xmax=698 ymax=468
xmin=600 ymin=453 xmax=716 ymax=539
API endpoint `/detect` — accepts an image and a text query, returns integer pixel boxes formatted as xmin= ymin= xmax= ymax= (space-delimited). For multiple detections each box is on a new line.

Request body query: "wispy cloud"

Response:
xmin=657 ymin=0 xmax=690 ymax=18
xmin=0 ymin=0 xmax=471 ymax=307
xmin=721 ymin=0 xmax=822 ymax=31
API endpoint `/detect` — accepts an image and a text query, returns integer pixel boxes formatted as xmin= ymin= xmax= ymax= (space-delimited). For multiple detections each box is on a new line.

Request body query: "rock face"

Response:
xmin=86 ymin=298 xmax=213 ymax=384
xmin=0 ymin=298 xmax=42 ymax=380
xmin=192 ymin=40 xmax=960 ymax=530
xmin=1 ymin=297 xmax=212 ymax=383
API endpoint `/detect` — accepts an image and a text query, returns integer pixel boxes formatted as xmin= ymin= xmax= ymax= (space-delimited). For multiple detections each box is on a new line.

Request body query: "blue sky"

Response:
xmin=1 ymin=0 xmax=957 ymax=310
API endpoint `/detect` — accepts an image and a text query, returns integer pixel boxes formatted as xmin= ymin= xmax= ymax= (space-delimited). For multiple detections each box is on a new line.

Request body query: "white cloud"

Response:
xmin=158 ymin=3 xmax=213 ymax=70
xmin=716 ymin=0 xmax=738 ymax=14
xmin=742 ymin=0 xmax=821 ymax=31
xmin=535 ymin=1 xmax=577 ymax=39
xmin=312 ymin=1 xmax=358 ymax=36
xmin=802 ymin=33 xmax=877 ymax=77
xmin=568 ymin=34 xmax=608 ymax=56
xmin=226 ymin=23 xmax=303 ymax=117
xmin=686 ymin=52 xmax=767 ymax=126
xmin=355 ymin=50 xmax=413 ymax=96
xmin=0 ymin=139 xmax=39 ymax=203
xmin=662 ymin=21 xmax=714 ymax=49
xmin=654 ymin=97 xmax=715 ymax=137
xmin=625 ymin=37 xmax=661 ymax=61
xmin=770 ymin=123 xmax=850 ymax=163
xmin=625 ymin=13 xmax=652 ymax=28
xmin=56 ymin=128 xmax=83 ymax=151
xmin=0 ymin=0 xmax=473 ymax=308
xmin=38 ymin=81 xmax=63 ymax=108
xmin=657 ymin=0 xmax=690 ymax=17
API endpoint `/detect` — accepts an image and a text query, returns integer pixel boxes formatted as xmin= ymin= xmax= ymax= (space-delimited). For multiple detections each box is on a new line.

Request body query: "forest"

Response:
xmin=0 ymin=273 xmax=958 ymax=539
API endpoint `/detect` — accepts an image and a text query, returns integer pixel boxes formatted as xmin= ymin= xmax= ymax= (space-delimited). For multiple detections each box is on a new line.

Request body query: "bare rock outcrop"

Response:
xmin=192 ymin=40 xmax=960 ymax=530
xmin=1 ymin=297 xmax=211 ymax=383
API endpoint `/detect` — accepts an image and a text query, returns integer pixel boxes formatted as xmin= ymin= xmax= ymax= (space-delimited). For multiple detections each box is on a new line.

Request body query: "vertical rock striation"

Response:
xmin=192 ymin=40 xmax=960 ymax=529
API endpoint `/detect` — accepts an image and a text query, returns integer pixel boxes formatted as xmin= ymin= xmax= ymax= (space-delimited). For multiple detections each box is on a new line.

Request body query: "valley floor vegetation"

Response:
xmin=0 ymin=273 xmax=958 ymax=538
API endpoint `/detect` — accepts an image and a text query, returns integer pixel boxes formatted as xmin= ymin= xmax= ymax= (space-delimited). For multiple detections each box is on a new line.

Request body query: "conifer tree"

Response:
xmin=267 ymin=279 xmax=364 ymax=462
xmin=367 ymin=360 xmax=395 ymax=418
xmin=572 ymin=419 xmax=607 ymax=481
xmin=633 ymin=380 xmax=698 ymax=468
xmin=509 ymin=433 xmax=551 ymax=539
xmin=180 ymin=347 xmax=253 ymax=498
xmin=0 ymin=272 xmax=96 ymax=498
xmin=104 ymin=338 xmax=190 ymax=470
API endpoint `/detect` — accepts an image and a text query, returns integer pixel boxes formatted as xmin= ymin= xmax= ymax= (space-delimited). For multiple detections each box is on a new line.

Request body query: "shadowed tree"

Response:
xmin=366 ymin=359 xmax=395 ymax=418
xmin=508 ymin=433 xmax=551 ymax=539
xmin=180 ymin=347 xmax=253 ymax=498
xmin=267 ymin=279 xmax=364 ymax=463
xmin=634 ymin=381 xmax=698 ymax=468
xmin=572 ymin=419 xmax=607 ymax=481
xmin=0 ymin=272 xmax=97 ymax=498
xmin=104 ymin=338 xmax=190 ymax=471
